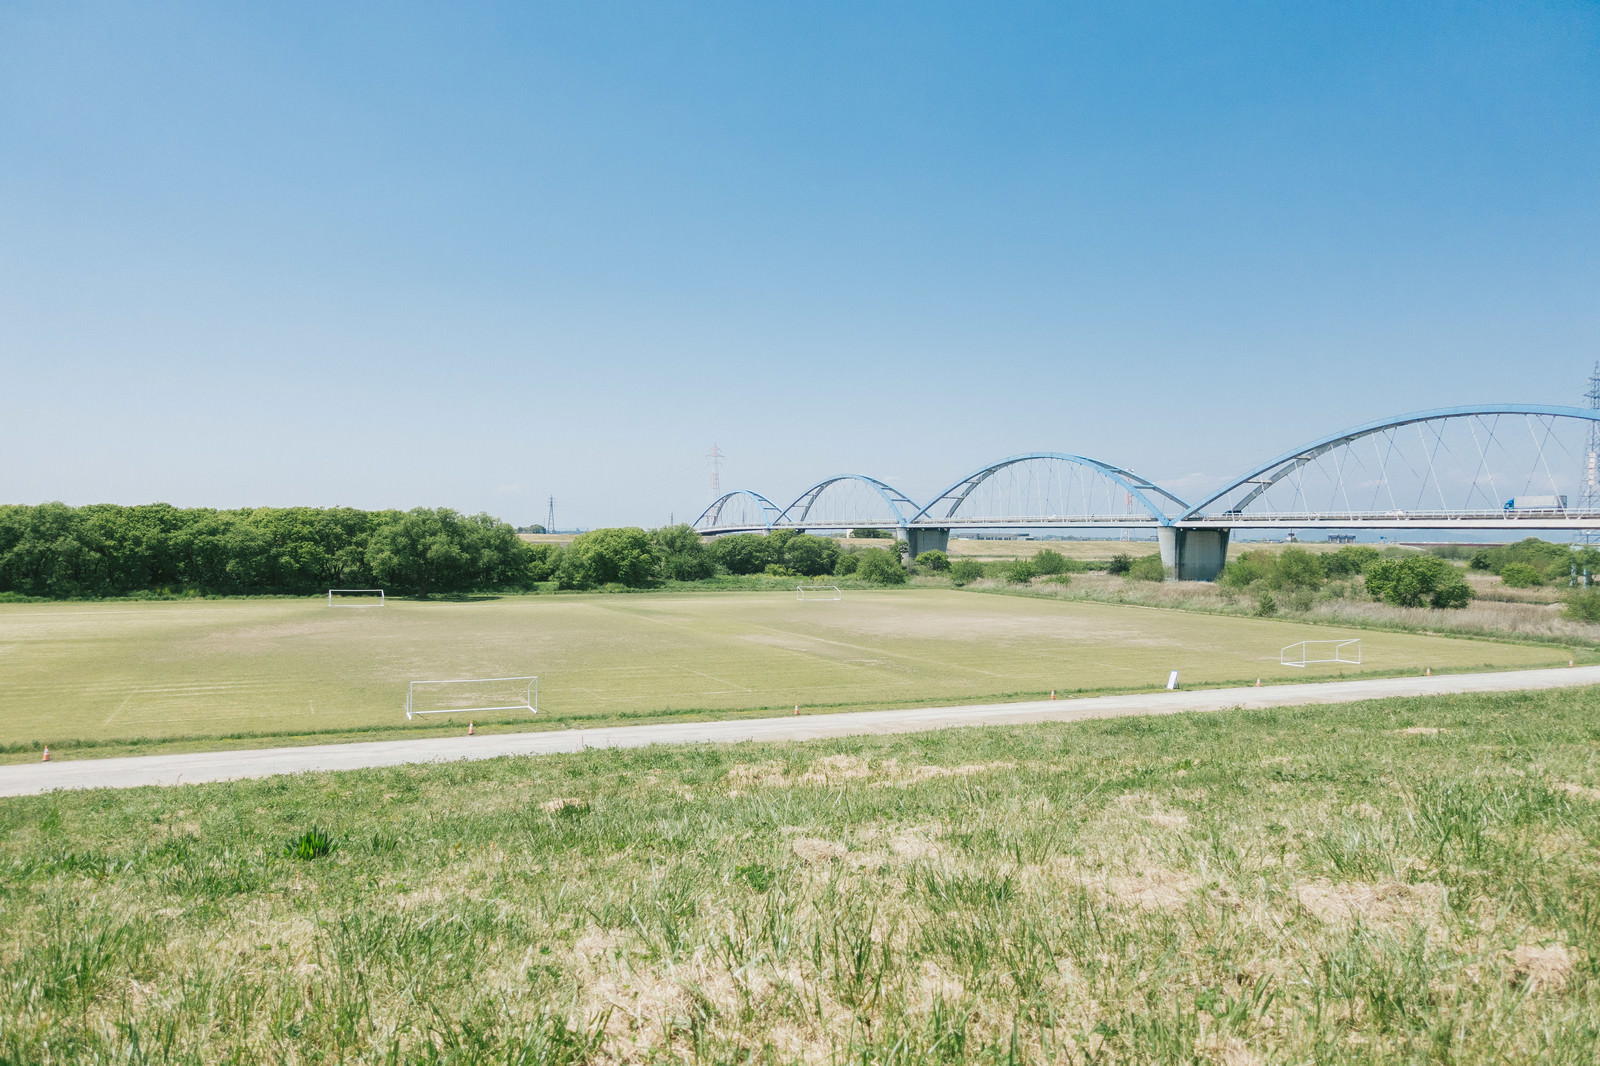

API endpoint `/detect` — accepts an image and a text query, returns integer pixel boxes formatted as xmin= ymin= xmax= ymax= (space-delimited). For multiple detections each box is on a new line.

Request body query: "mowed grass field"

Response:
xmin=0 ymin=589 xmax=1571 ymax=750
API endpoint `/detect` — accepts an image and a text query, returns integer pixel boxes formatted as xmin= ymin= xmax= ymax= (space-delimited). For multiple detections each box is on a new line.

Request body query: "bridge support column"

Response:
xmin=903 ymin=528 xmax=950 ymax=558
xmin=1157 ymin=527 xmax=1230 ymax=582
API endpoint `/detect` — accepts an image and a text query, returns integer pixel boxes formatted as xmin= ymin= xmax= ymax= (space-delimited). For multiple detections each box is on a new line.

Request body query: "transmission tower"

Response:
xmin=545 ymin=496 xmax=555 ymax=534
xmin=707 ymin=443 xmax=725 ymax=500
xmin=1579 ymin=365 xmax=1600 ymax=543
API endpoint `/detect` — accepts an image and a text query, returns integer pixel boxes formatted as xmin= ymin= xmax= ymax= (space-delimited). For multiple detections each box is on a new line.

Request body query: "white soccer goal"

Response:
xmin=1281 ymin=639 xmax=1361 ymax=668
xmin=328 ymin=588 xmax=385 ymax=607
xmin=405 ymin=675 xmax=538 ymax=720
xmin=797 ymin=585 xmax=842 ymax=601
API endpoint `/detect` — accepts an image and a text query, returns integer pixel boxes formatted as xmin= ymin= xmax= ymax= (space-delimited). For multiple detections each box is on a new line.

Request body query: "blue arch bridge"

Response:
xmin=692 ymin=405 xmax=1600 ymax=581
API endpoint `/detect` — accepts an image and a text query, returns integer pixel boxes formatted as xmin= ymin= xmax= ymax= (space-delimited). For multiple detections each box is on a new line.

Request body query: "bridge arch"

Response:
xmin=692 ymin=489 xmax=783 ymax=533
xmin=914 ymin=453 xmax=1189 ymax=526
xmin=780 ymin=475 xmax=920 ymax=529
xmin=1182 ymin=405 xmax=1600 ymax=521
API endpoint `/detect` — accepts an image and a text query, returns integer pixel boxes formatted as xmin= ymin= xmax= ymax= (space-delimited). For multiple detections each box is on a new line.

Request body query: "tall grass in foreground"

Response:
xmin=2 ymin=687 xmax=1599 ymax=1062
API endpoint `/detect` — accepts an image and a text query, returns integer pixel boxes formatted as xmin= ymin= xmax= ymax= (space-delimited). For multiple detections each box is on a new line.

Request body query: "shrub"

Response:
xmin=709 ymin=533 xmax=773 ymax=575
xmin=652 ymin=524 xmax=713 ymax=581
xmin=1108 ymin=553 xmax=1133 ymax=575
xmin=1003 ymin=559 xmax=1036 ymax=584
xmin=763 ymin=563 xmax=799 ymax=578
xmin=1045 ymin=572 xmax=1071 ymax=586
xmin=833 ymin=552 xmax=860 ymax=576
xmin=1272 ymin=547 xmax=1324 ymax=590
xmin=949 ymin=559 xmax=985 ymax=586
xmin=855 ymin=548 xmax=906 ymax=585
xmin=1255 ymin=591 xmax=1277 ymax=616
xmin=780 ymin=534 xmax=841 ymax=577
xmin=1364 ymin=556 xmax=1473 ymax=609
xmin=850 ymin=528 xmax=891 ymax=539
xmin=1498 ymin=562 xmax=1543 ymax=588
xmin=1125 ymin=554 xmax=1166 ymax=581
xmin=914 ymin=550 xmax=950 ymax=572
xmin=1324 ymin=545 xmax=1380 ymax=578
xmin=1564 ymin=588 xmax=1600 ymax=622
xmin=1030 ymin=549 xmax=1069 ymax=575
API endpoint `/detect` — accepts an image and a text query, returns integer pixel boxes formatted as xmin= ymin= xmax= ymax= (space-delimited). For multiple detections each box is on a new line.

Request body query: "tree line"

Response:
xmin=0 ymin=503 xmax=541 ymax=598
xmin=0 ymin=506 xmax=913 ymax=599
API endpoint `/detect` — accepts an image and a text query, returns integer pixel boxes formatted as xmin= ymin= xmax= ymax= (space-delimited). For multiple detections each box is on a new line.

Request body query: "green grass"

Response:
xmin=2 ymin=687 xmax=1598 ymax=1062
xmin=0 ymin=589 xmax=1574 ymax=759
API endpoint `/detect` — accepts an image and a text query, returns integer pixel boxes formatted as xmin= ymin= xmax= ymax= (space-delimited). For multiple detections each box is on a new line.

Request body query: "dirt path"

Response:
xmin=5 ymin=666 xmax=1598 ymax=797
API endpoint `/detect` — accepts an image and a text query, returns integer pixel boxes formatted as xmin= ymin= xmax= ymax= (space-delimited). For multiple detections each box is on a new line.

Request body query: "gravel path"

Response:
xmin=5 ymin=666 xmax=1598 ymax=797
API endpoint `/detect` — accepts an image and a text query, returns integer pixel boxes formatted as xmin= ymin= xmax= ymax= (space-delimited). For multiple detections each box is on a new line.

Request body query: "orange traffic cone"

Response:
xmin=793 ymin=704 xmax=799 ymax=716
xmin=41 ymin=746 xmax=49 ymax=762
xmin=1255 ymin=678 xmax=1261 ymax=687
xmin=1425 ymin=667 xmax=1431 ymax=676
xmin=1050 ymin=690 xmax=1056 ymax=700
xmin=467 ymin=721 xmax=475 ymax=736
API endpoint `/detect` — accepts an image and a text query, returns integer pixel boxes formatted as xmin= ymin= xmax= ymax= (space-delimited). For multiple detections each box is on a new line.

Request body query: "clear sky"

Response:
xmin=3 ymin=2 xmax=1597 ymax=528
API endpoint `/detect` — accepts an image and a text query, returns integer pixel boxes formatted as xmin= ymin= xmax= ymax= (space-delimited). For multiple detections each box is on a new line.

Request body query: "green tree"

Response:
xmin=1364 ymin=556 xmax=1473 ymax=609
xmin=557 ymin=527 xmax=659 ymax=589
xmin=915 ymin=550 xmax=950 ymax=572
xmin=850 ymin=528 xmax=891 ymax=539
xmin=1324 ymin=545 xmax=1380 ymax=578
xmin=833 ymin=551 xmax=860 ymax=576
xmin=651 ymin=524 xmax=714 ymax=581
xmin=855 ymin=547 xmax=906 ymax=585
xmin=708 ymin=534 xmax=772 ymax=575
xmin=1271 ymin=547 xmax=1324 ymax=590
xmin=781 ymin=534 xmax=841 ymax=577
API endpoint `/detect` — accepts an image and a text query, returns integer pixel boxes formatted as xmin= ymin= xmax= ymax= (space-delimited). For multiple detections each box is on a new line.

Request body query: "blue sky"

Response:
xmin=3 ymin=2 xmax=1597 ymax=528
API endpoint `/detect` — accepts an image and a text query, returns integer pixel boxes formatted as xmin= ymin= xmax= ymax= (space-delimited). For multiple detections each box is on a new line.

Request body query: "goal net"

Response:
xmin=797 ymin=585 xmax=842 ymax=601
xmin=405 ymin=675 xmax=538 ymax=720
xmin=1281 ymin=639 xmax=1361 ymax=668
xmin=328 ymin=589 xmax=385 ymax=607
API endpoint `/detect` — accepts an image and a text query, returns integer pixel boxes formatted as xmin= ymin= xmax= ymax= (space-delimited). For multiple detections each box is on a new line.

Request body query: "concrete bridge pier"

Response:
xmin=903 ymin=527 xmax=950 ymax=558
xmin=1157 ymin=527 xmax=1230 ymax=582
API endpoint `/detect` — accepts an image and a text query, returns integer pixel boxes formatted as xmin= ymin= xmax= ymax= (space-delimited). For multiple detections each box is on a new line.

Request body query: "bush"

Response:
xmin=914 ymin=550 xmax=950 ymax=572
xmin=1564 ymin=588 xmax=1600 ymax=622
xmin=1364 ymin=555 xmax=1473 ymax=609
xmin=781 ymin=534 xmax=841 ymax=577
xmin=1272 ymin=547 xmax=1324 ymax=590
xmin=855 ymin=548 xmax=907 ymax=585
xmin=1255 ymin=591 xmax=1277 ymax=616
xmin=1030 ymin=549 xmax=1069 ymax=575
xmin=949 ymin=559 xmax=985 ymax=586
xmin=850 ymin=528 xmax=891 ymax=539
xmin=1323 ymin=545 xmax=1380 ymax=578
xmin=833 ymin=552 xmax=860 ymax=576
xmin=1107 ymin=553 xmax=1133 ymax=575
xmin=1003 ymin=559 xmax=1036 ymax=584
xmin=1125 ymin=554 xmax=1166 ymax=581
xmin=1498 ymin=562 xmax=1543 ymax=588
xmin=708 ymin=533 xmax=772 ymax=575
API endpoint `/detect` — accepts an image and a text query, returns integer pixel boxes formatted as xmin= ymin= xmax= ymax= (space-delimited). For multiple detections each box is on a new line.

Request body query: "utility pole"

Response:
xmin=1583 ymin=364 xmax=1600 ymax=544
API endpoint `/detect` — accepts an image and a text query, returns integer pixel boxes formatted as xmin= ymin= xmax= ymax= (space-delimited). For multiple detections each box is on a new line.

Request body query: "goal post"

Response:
xmin=405 ymin=675 xmax=538 ymax=720
xmin=328 ymin=589 xmax=385 ymax=607
xmin=797 ymin=585 xmax=842 ymax=601
xmin=1281 ymin=639 xmax=1361 ymax=668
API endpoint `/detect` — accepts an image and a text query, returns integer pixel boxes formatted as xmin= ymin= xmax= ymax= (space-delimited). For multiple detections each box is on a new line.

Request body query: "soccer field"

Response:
xmin=0 ymin=589 xmax=1570 ymax=747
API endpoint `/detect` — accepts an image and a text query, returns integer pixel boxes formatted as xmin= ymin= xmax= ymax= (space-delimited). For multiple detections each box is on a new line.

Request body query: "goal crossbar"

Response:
xmin=328 ymin=588 xmax=384 ymax=606
xmin=406 ymin=675 xmax=538 ymax=720
xmin=1281 ymin=639 xmax=1361 ymax=668
xmin=797 ymin=585 xmax=842 ymax=601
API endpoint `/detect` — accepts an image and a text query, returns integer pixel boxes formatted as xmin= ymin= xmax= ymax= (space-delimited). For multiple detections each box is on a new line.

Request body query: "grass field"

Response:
xmin=0 ymin=590 xmax=1574 ymax=754
xmin=2 ymin=686 xmax=1597 ymax=1062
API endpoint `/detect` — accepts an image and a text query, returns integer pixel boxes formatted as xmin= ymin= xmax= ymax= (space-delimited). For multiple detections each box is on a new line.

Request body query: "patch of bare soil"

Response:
xmin=1295 ymin=879 xmax=1446 ymax=934
xmin=540 ymin=796 xmax=588 ymax=814
xmin=1099 ymin=866 xmax=1201 ymax=911
xmin=1507 ymin=943 xmax=1576 ymax=993
xmin=1394 ymin=727 xmax=1443 ymax=736
xmin=1557 ymin=781 xmax=1600 ymax=802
